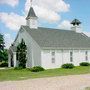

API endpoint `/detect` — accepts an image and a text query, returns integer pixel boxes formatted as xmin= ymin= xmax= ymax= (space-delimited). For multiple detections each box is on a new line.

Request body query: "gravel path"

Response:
xmin=0 ymin=74 xmax=90 ymax=90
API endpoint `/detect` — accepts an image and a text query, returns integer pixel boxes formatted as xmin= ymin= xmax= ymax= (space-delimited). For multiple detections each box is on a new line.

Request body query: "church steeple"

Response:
xmin=26 ymin=7 xmax=37 ymax=20
xmin=26 ymin=0 xmax=38 ymax=29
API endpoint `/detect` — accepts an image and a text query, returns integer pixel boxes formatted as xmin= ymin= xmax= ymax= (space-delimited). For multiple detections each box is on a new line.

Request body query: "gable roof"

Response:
xmin=22 ymin=26 xmax=90 ymax=49
xmin=26 ymin=7 xmax=37 ymax=20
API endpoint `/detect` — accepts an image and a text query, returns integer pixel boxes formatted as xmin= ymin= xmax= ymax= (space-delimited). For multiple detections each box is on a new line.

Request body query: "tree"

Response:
xmin=0 ymin=34 xmax=5 ymax=62
xmin=0 ymin=34 xmax=4 ymax=51
xmin=16 ymin=39 xmax=27 ymax=68
xmin=2 ymin=49 xmax=8 ymax=62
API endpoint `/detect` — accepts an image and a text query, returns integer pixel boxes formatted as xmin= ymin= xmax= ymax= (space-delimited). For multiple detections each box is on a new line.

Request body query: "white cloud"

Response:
xmin=4 ymin=34 xmax=13 ymax=49
xmin=0 ymin=0 xmax=70 ymax=48
xmin=0 ymin=12 xmax=26 ymax=31
xmin=25 ymin=0 xmax=70 ymax=22
xmin=0 ymin=0 xmax=70 ymax=31
xmin=0 ymin=0 xmax=19 ymax=7
xmin=58 ymin=20 xmax=71 ymax=30
xmin=34 ymin=6 xmax=60 ymax=22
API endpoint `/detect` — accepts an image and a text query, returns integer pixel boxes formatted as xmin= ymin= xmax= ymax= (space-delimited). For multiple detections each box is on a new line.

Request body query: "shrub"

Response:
xmin=80 ymin=62 xmax=90 ymax=66
xmin=0 ymin=62 xmax=8 ymax=67
xmin=61 ymin=63 xmax=74 ymax=69
xmin=14 ymin=67 xmax=23 ymax=70
xmin=30 ymin=66 xmax=45 ymax=72
xmin=16 ymin=39 xmax=27 ymax=68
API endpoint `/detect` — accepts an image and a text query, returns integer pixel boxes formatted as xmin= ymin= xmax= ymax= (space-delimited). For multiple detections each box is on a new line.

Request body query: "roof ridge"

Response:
xmin=22 ymin=25 xmax=76 ymax=32
xmin=38 ymin=27 xmax=72 ymax=31
xmin=22 ymin=25 xmax=73 ymax=32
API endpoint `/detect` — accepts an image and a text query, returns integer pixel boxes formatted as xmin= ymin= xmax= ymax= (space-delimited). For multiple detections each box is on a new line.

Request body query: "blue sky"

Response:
xmin=0 ymin=0 xmax=90 ymax=48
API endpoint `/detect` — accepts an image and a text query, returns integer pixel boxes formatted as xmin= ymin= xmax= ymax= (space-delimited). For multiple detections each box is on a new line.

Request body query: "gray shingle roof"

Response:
xmin=22 ymin=26 xmax=90 ymax=49
xmin=26 ymin=7 xmax=37 ymax=20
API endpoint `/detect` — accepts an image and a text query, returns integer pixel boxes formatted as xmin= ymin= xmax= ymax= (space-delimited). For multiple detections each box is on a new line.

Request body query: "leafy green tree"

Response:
xmin=0 ymin=34 xmax=4 ymax=51
xmin=2 ymin=49 xmax=8 ymax=62
xmin=0 ymin=49 xmax=8 ymax=62
xmin=16 ymin=39 xmax=27 ymax=68
xmin=0 ymin=34 xmax=5 ymax=62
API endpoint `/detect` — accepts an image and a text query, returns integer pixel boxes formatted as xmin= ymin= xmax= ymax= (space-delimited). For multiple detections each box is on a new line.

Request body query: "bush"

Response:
xmin=14 ymin=67 xmax=23 ymax=70
xmin=80 ymin=62 xmax=90 ymax=66
xmin=30 ymin=66 xmax=45 ymax=72
xmin=61 ymin=63 xmax=74 ymax=69
xmin=0 ymin=62 xmax=8 ymax=67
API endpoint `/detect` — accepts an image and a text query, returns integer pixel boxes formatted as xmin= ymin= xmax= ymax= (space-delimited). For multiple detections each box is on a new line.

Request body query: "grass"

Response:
xmin=85 ymin=87 xmax=90 ymax=90
xmin=0 ymin=66 xmax=90 ymax=81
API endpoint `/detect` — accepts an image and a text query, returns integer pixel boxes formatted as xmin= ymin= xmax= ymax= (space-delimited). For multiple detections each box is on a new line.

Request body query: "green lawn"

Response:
xmin=0 ymin=66 xmax=90 ymax=81
xmin=85 ymin=87 xmax=90 ymax=90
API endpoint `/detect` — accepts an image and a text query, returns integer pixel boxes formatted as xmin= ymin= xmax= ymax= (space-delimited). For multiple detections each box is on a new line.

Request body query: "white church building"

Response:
xmin=8 ymin=6 xmax=90 ymax=69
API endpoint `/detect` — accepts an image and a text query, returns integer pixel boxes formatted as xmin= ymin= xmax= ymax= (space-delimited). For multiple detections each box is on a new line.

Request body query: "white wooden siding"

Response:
xmin=41 ymin=49 xmax=90 ymax=69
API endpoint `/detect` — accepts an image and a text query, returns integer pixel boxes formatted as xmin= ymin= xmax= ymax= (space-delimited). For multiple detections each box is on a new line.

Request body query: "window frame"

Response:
xmin=51 ymin=51 xmax=55 ymax=63
xmin=70 ymin=51 xmax=73 ymax=62
xmin=85 ymin=51 xmax=88 ymax=61
xmin=52 ymin=57 xmax=55 ymax=63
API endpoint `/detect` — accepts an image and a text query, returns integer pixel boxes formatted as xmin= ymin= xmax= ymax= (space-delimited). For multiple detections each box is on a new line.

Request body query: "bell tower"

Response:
xmin=26 ymin=0 xmax=38 ymax=29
